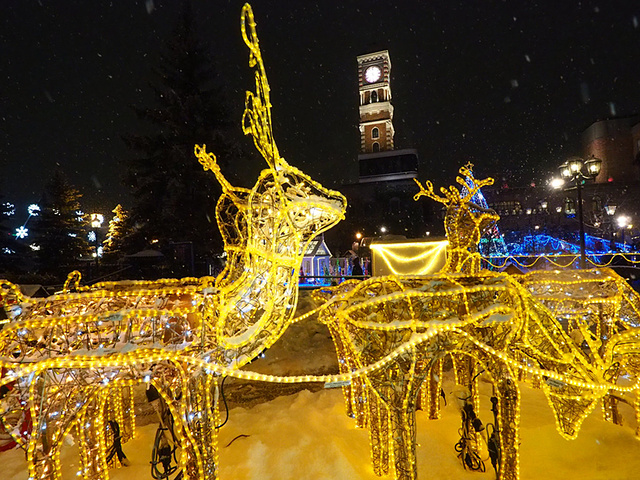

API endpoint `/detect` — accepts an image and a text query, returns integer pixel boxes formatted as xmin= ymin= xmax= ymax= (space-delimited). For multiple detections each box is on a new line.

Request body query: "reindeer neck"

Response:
xmin=209 ymin=173 xmax=308 ymax=369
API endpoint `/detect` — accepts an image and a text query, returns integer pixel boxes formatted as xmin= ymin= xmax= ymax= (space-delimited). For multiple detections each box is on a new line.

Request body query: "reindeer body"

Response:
xmin=515 ymin=267 xmax=640 ymax=430
xmin=315 ymin=271 xmax=607 ymax=480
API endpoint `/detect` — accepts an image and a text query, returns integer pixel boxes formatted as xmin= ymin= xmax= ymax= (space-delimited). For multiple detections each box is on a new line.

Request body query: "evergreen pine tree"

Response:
xmin=32 ymin=171 xmax=89 ymax=277
xmin=102 ymin=204 xmax=130 ymax=259
xmin=123 ymin=3 xmax=237 ymax=264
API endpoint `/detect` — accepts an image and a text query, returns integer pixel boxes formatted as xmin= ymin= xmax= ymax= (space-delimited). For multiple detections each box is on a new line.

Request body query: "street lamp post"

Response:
xmin=559 ymin=156 xmax=602 ymax=269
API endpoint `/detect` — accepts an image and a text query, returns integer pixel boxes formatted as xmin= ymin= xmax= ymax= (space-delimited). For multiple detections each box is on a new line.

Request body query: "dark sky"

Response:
xmin=2 ymin=1 xmax=640 ymax=224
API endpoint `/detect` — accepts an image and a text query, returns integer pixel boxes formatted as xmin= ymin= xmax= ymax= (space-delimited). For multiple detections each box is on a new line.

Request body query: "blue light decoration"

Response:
xmin=460 ymin=167 xmax=509 ymax=257
xmin=504 ymin=233 xmax=631 ymax=257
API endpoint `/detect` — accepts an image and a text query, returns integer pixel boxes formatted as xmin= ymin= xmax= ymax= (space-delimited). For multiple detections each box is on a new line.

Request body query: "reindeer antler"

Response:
xmin=240 ymin=4 xmax=284 ymax=171
xmin=413 ymin=179 xmax=451 ymax=204
xmin=194 ymin=145 xmax=234 ymax=191
xmin=456 ymin=163 xmax=494 ymax=203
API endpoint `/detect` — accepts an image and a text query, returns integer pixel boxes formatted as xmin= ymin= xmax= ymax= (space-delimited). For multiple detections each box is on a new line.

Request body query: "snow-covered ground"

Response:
xmin=4 ymin=381 xmax=640 ymax=480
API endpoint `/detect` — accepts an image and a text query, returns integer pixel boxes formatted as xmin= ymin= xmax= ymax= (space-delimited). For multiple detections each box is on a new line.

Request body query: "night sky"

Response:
xmin=2 ymin=1 xmax=640 ymax=225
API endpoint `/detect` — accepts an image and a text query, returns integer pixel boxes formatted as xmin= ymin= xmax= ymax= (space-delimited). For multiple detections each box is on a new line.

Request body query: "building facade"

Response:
xmin=582 ymin=116 xmax=640 ymax=184
xmin=357 ymin=50 xmax=394 ymax=154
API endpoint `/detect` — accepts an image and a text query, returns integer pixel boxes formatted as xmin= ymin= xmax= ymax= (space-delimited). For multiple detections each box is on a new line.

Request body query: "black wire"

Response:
xmin=454 ymin=399 xmax=486 ymax=472
xmin=148 ymin=375 xmax=229 ymax=480
xmin=150 ymin=425 xmax=178 ymax=480
xmin=471 ymin=369 xmax=485 ymax=383
xmin=215 ymin=376 xmax=229 ymax=429
xmin=105 ymin=421 xmax=127 ymax=465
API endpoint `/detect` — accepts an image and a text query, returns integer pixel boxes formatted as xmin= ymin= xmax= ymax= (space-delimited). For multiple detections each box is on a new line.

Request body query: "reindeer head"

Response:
xmin=193 ymin=4 xmax=345 ymax=361
xmin=414 ymin=163 xmax=499 ymax=273
xmin=195 ymin=5 xmax=345 ymax=263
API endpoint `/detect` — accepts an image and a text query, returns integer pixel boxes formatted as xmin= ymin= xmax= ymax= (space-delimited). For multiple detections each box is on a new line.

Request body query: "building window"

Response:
xmin=371 ymin=127 xmax=379 ymax=139
xmin=372 ymin=142 xmax=380 ymax=152
xmin=371 ymin=90 xmax=378 ymax=103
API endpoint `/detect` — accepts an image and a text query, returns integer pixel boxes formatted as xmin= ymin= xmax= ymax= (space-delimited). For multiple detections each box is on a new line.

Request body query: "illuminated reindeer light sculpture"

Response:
xmin=0 ymin=4 xmax=345 ymax=480
xmin=314 ymin=165 xmax=615 ymax=480
xmin=413 ymin=162 xmax=499 ymax=275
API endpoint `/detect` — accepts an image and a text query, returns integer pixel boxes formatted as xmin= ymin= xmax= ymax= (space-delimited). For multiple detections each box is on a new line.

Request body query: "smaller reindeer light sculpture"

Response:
xmin=414 ymin=163 xmax=499 ymax=274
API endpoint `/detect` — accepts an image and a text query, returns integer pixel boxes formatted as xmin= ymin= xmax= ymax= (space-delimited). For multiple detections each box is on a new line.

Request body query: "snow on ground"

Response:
xmin=4 ymin=380 xmax=640 ymax=480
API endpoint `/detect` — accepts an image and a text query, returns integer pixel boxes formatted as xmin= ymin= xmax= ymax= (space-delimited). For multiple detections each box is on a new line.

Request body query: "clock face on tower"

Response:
xmin=364 ymin=65 xmax=382 ymax=84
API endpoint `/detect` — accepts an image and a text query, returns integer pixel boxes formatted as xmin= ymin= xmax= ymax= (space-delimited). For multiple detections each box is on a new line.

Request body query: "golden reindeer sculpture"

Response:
xmin=0 ymin=4 xmax=345 ymax=480
xmin=313 ymin=166 xmax=627 ymax=480
xmin=414 ymin=163 xmax=499 ymax=274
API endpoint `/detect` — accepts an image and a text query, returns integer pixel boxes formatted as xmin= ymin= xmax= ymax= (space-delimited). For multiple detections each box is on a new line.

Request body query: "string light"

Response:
xmin=370 ymin=240 xmax=447 ymax=275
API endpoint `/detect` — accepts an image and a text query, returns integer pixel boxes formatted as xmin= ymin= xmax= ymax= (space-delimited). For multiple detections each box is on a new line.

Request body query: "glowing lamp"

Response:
xmin=585 ymin=156 xmax=602 ymax=177
xmin=617 ymin=215 xmax=630 ymax=229
xmin=550 ymin=177 xmax=565 ymax=190
xmin=568 ymin=158 xmax=583 ymax=174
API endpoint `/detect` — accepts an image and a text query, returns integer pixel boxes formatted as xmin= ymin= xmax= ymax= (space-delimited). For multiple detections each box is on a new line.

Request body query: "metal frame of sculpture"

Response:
xmin=0 ymin=4 xmax=346 ymax=479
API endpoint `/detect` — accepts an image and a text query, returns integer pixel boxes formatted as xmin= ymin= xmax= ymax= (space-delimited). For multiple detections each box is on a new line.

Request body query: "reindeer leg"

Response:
xmin=419 ymin=357 xmax=444 ymax=419
xmin=76 ymin=394 xmax=111 ymax=479
xmin=492 ymin=367 xmax=520 ymax=480
xmin=371 ymin=356 xmax=423 ymax=480
xmin=26 ymin=374 xmax=93 ymax=480
xmin=367 ymin=388 xmax=391 ymax=476
xmin=636 ymin=391 xmax=640 ymax=438
xmin=602 ymin=394 xmax=623 ymax=426
xmin=182 ymin=371 xmax=220 ymax=480
xmin=387 ymin=381 xmax=423 ymax=480
xmin=451 ymin=352 xmax=471 ymax=387
xmin=26 ymin=417 xmax=58 ymax=480
xmin=327 ymin=324 xmax=367 ymax=427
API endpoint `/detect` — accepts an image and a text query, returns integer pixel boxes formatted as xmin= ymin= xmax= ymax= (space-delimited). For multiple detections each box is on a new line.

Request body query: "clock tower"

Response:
xmin=358 ymin=50 xmax=394 ymax=153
